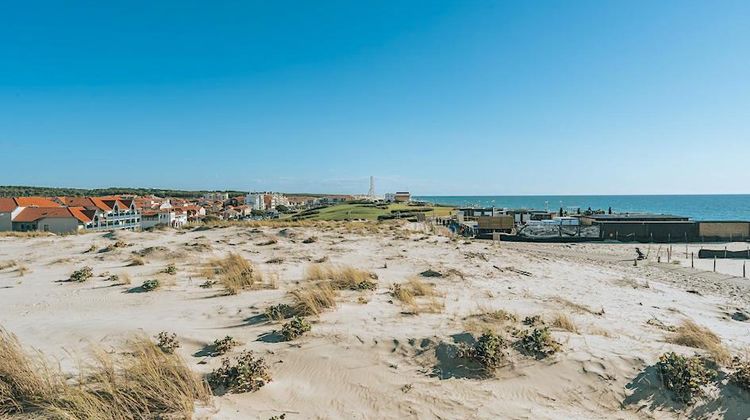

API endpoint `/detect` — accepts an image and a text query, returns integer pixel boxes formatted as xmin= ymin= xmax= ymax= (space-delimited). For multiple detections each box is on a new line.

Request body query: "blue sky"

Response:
xmin=1 ymin=1 xmax=748 ymax=195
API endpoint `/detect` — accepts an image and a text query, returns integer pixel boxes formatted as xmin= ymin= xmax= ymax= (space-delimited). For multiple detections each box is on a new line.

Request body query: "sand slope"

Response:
xmin=1 ymin=224 xmax=748 ymax=419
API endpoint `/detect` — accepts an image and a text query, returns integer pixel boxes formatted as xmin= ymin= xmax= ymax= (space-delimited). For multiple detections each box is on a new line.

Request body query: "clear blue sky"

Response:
xmin=1 ymin=1 xmax=748 ymax=195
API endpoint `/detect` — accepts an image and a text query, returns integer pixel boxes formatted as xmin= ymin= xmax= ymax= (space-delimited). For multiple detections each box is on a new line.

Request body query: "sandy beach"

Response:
xmin=1 ymin=222 xmax=749 ymax=419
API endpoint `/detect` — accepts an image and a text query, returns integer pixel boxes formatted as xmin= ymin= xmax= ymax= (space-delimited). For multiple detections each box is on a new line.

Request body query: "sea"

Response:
xmin=414 ymin=195 xmax=750 ymax=221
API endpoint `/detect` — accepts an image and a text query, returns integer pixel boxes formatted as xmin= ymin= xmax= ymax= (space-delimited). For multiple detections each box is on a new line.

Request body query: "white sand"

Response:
xmin=1 ymin=224 xmax=749 ymax=419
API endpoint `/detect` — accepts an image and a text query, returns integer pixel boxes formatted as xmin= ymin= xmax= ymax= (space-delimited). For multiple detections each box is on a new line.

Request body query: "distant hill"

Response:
xmin=0 ymin=185 xmax=247 ymax=199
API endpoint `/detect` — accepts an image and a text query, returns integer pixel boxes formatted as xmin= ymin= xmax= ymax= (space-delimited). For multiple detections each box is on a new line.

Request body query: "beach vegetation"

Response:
xmin=517 ymin=327 xmax=561 ymax=359
xmin=208 ymin=351 xmax=271 ymax=394
xmin=670 ymin=319 xmax=730 ymax=365
xmin=155 ymin=331 xmax=180 ymax=354
xmin=281 ymin=316 xmax=312 ymax=341
xmin=657 ymin=351 xmax=714 ymax=403
xmin=69 ymin=266 xmax=93 ymax=282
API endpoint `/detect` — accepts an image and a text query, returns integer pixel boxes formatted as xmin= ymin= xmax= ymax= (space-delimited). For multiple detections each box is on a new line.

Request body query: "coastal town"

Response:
xmin=2 ymin=189 xmax=748 ymax=247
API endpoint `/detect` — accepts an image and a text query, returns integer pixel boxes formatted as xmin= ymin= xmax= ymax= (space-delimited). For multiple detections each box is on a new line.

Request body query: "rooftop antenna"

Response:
xmin=368 ymin=176 xmax=375 ymax=198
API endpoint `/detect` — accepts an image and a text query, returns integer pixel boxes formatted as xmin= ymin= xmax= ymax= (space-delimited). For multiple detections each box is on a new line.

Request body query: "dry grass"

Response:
xmin=0 ymin=260 xmax=17 ymax=270
xmin=390 ymin=277 xmax=442 ymax=314
xmin=120 ymin=272 xmax=132 ymax=285
xmin=289 ymin=282 xmax=338 ymax=316
xmin=128 ymin=256 xmax=145 ymax=266
xmin=0 ymin=231 xmax=53 ymax=238
xmin=548 ymin=296 xmax=604 ymax=316
xmin=551 ymin=313 xmax=579 ymax=333
xmin=0 ymin=328 xmax=210 ymax=418
xmin=305 ymin=264 xmax=377 ymax=290
xmin=670 ymin=319 xmax=731 ymax=364
xmin=203 ymin=253 xmax=264 ymax=295
xmin=464 ymin=308 xmax=518 ymax=334
xmin=13 ymin=264 xmax=29 ymax=277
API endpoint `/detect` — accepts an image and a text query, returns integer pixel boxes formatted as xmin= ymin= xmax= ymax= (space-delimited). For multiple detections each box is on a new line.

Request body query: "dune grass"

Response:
xmin=670 ymin=319 xmax=731 ymax=365
xmin=390 ymin=277 xmax=442 ymax=314
xmin=289 ymin=282 xmax=338 ymax=316
xmin=0 ymin=328 xmax=210 ymax=418
xmin=304 ymin=264 xmax=377 ymax=291
xmin=551 ymin=313 xmax=579 ymax=333
xmin=203 ymin=253 xmax=264 ymax=295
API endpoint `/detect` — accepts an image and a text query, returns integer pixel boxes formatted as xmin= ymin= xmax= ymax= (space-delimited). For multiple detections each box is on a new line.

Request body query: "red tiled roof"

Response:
xmin=13 ymin=207 xmax=87 ymax=223
xmin=0 ymin=197 xmax=63 ymax=212
xmin=0 ymin=198 xmax=16 ymax=212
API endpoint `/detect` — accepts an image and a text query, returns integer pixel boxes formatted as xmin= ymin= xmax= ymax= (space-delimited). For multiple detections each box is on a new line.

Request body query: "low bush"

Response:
xmin=163 ymin=263 xmax=177 ymax=275
xmin=458 ymin=331 xmax=508 ymax=371
xmin=302 ymin=236 xmax=318 ymax=244
xmin=265 ymin=303 xmax=295 ymax=321
xmin=517 ymin=327 xmax=561 ymax=359
xmin=69 ymin=266 xmax=93 ymax=282
xmin=281 ymin=317 xmax=311 ymax=341
xmin=522 ymin=315 xmax=544 ymax=326
xmin=199 ymin=280 xmax=217 ymax=289
xmin=141 ymin=279 xmax=160 ymax=292
xmin=730 ymin=356 xmax=750 ymax=391
xmin=657 ymin=351 xmax=715 ymax=403
xmin=211 ymin=336 xmax=238 ymax=357
xmin=208 ymin=351 xmax=271 ymax=394
xmin=155 ymin=332 xmax=180 ymax=354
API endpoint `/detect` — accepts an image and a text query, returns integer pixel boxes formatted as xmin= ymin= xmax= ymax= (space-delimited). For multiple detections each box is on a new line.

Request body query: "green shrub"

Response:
xmin=281 ymin=317 xmax=311 ymax=341
xmin=522 ymin=315 xmax=544 ymax=326
xmin=458 ymin=331 xmax=507 ymax=370
xmin=163 ymin=264 xmax=177 ymax=275
xmin=208 ymin=351 xmax=271 ymax=393
xmin=141 ymin=279 xmax=160 ymax=292
xmin=155 ymin=332 xmax=180 ymax=354
xmin=265 ymin=303 xmax=295 ymax=321
xmin=69 ymin=266 xmax=93 ymax=282
xmin=211 ymin=336 xmax=237 ymax=356
xmin=657 ymin=352 xmax=715 ymax=403
xmin=730 ymin=356 xmax=750 ymax=391
xmin=199 ymin=280 xmax=217 ymax=289
xmin=517 ymin=327 xmax=561 ymax=359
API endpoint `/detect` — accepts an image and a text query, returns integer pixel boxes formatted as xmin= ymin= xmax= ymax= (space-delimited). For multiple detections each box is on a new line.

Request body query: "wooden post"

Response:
xmin=744 ymin=261 xmax=746 ymax=278
xmin=691 ymin=252 xmax=694 ymax=268
xmin=713 ymin=256 xmax=716 ymax=272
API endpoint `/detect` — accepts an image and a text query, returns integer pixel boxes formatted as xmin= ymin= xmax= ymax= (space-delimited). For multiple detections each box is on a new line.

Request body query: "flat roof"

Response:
xmin=584 ymin=213 xmax=688 ymax=220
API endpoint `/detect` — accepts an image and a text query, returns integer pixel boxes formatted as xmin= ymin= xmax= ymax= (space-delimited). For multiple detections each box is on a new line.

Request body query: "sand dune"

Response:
xmin=1 ymin=223 xmax=748 ymax=419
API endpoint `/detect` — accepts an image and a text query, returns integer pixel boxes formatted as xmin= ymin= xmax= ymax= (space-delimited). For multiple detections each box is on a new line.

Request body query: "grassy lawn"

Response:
xmin=286 ymin=202 xmax=454 ymax=221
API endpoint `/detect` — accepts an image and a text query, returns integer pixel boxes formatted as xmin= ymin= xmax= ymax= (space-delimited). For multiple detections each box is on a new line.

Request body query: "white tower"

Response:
xmin=368 ymin=176 xmax=375 ymax=198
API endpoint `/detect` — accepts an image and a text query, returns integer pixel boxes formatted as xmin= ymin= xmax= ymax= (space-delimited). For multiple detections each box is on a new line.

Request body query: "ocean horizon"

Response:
xmin=414 ymin=194 xmax=750 ymax=221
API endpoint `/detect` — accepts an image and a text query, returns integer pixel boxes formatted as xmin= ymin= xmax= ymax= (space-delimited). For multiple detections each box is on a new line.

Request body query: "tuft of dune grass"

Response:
xmin=290 ymin=282 xmax=338 ymax=316
xmin=670 ymin=319 xmax=731 ymax=365
xmin=128 ymin=256 xmax=145 ymax=266
xmin=390 ymin=277 xmax=442 ymax=314
xmin=203 ymin=253 xmax=263 ymax=295
xmin=305 ymin=264 xmax=377 ymax=291
xmin=0 ymin=328 xmax=210 ymax=418
xmin=551 ymin=313 xmax=579 ymax=333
